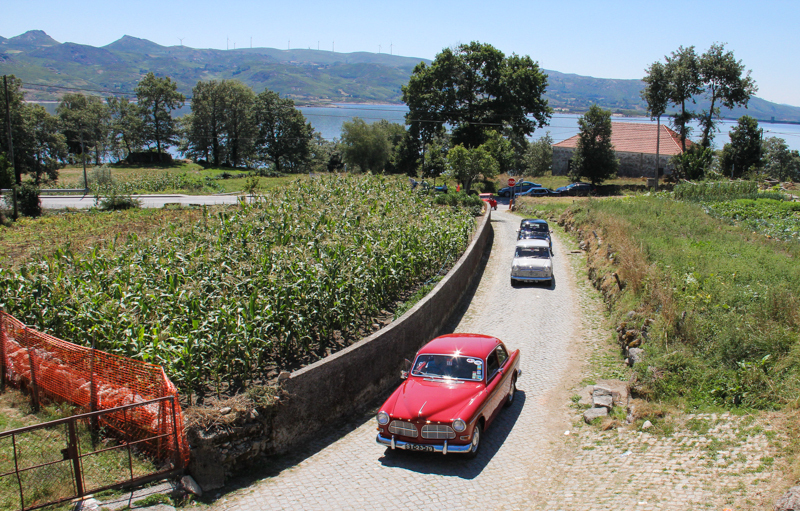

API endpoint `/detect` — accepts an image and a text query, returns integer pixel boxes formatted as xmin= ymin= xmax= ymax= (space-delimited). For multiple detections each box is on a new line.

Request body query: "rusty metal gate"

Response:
xmin=0 ymin=396 xmax=184 ymax=511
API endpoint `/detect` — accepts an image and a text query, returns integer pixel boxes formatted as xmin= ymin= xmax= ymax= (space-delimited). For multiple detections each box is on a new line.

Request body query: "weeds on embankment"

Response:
xmin=561 ymin=195 xmax=800 ymax=410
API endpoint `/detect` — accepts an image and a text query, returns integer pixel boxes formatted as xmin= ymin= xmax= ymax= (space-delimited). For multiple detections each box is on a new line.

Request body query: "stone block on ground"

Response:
xmin=583 ymin=407 xmax=608 ymax=423
xmin=595 ymin=379 xmax=630 ymax=407
xmin=578 ymin=385 xmax=594 ymax=406
xmin=627 ymin=348 xmax=644 ymax=366
xmin=592 ymin=394 xmax=613 ymax=409
xmin=180 ymin=475 xmax=203 ymax=497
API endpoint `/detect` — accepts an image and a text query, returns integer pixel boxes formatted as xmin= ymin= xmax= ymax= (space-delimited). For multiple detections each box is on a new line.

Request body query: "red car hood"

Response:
xmin=385 ymin=377 xmax=484 ymax=423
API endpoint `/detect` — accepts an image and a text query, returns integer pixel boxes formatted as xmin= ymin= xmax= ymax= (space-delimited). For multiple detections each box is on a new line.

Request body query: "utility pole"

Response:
xmin=251 ymin=37 xmax=253 ymax=48
xmin=390 ymin=43 xmax=393 ymax=55
xmin=4 ymin=75 xmax=19 ymax=219
xmin=378 ymin=45 xmax=381 ymax=53
xmin=227 ymin=37 xmax=229 ymax=50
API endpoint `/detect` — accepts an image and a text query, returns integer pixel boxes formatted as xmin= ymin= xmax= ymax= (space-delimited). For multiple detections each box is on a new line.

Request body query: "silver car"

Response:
xmin=510 ymin=238 xmax=553 ymax=286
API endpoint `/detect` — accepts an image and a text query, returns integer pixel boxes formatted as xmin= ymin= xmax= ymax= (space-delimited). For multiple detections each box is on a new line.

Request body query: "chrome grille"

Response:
xmin=388 ymin=420 xmax=418 ymax=438
xmin=421 ymin=424 xmax=456 ymax=439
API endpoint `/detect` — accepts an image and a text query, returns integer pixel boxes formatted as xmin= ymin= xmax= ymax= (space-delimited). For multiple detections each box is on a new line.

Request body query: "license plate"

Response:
xmin=406 ymin=443 xmax=434 ymax=452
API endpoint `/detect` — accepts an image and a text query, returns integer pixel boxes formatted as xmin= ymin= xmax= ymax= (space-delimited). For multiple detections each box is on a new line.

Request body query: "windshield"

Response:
xmin=411 ymin=354 xmax=484 ymax=381
xmin=515 ymin=246 xmax=549 ymax=258
xmin=521 ymin=223 xmax=548 ymax=232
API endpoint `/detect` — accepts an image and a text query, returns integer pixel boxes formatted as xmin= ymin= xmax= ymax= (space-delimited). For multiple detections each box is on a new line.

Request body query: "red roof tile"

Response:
xmin=553 ymin=122 xmax=689 ymax=156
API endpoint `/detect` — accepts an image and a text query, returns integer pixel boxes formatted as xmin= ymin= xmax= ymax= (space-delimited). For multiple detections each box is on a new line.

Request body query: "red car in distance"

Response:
xmin=376 ymin=333 xmax=521 ymax=458
xmin=479 ymin=193 xmax=498 ymax=210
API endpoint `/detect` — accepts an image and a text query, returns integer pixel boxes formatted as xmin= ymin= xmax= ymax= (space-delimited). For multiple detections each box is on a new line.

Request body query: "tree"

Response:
xmin=403 ymin=41 xmax=551 ymax=149
xmin=762 ymin=137 xmax=800 ymax=182
xmin=421 ymin=134 xmax=448 ymax=181
xmin=446 ymin=144 xmax=498 ymax=192
xmin=671 ymin=144 xmax=714 ymax=181
xmin=642 ymin=61 xmax=671 ymax=190
xmin=0 ymin=75 xmax=26 ymax=184
xmin=570 ymin=104 xmax=618 ymax=186
xmin=24 ymin=105 xmax=67 ymax=184
xmin=253 ymin=89 xmax=313 ymax=173
xmin=697 ymin=43 xmax=757 ymax=148
xmin=482 ymin=130 xmax=515 ymax=175
xmin=220 ymin=80 xmax=256 ymax=168
xmin=523 ymin=132 xmax=553 ymax=177
xmin=664 ymin=46 xmax=701 ymax=151
xmin=107 ymin=97 xmax=144 ymax=161
xmin=184 ymin=80 xmax=226 ymax=165
xmin=57 ymin=93 xmax=110 ymax=166
xmin=720 ymin=115 xmax=762 ymax=178
xmin=340 ymin=118 xmax=405 ymax=173
xmin=135 ymin=72 xmax=185 ymax=161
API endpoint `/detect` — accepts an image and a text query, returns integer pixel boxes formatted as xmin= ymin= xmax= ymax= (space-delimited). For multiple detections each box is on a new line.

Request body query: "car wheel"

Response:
xmin=504 ymin=375 xmax=517 ymax=407
xmin=510 ymin=278 xmax=516 ymax=287
xmin=466 ymin=423 xmax=482 ymax=459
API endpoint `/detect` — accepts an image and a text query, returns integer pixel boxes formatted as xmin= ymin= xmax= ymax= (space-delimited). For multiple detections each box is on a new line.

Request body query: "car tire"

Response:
xmin=465 ymin=423 xmax=482 ymax=459
xmin=510 ymin=278 xmax=516 ymax=288
xmin=504 ymin=375 xmax=517 ymax=407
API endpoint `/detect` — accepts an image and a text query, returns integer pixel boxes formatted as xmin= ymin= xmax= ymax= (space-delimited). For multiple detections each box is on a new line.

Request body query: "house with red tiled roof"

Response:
xmin=552 ymin=122 xmax=691 ymax=177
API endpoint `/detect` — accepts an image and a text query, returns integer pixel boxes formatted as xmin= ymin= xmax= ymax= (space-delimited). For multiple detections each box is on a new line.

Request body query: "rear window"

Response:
xmin=515 ymin=246 xmax=549 ymax=258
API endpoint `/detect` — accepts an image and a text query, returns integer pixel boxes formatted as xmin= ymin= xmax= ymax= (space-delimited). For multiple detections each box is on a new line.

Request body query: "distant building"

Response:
xmin=552 ymin=122 xmax=691 ymax=177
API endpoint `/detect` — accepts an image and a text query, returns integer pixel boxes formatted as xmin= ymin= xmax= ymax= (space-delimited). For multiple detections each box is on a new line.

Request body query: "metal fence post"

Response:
xmin=25 ymin=328 xmax=39 ymax=412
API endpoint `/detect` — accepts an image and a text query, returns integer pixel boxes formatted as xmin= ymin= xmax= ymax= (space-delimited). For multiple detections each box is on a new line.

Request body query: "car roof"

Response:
xmin=521 ymin=218 xmax=548 ymax=225
xmin=417 ymin=333 xmax=502 ymax=359
xmin=515 ymin=238 xmax=550 ymax=248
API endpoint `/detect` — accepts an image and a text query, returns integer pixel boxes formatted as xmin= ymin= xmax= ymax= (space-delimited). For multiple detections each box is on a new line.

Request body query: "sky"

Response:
xmin=3 ymin=0 xmax=800 ymax=107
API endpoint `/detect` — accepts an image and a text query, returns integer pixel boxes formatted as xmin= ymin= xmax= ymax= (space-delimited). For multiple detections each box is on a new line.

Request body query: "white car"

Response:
xmin=510 ymin=238 xmax=553 ymax=286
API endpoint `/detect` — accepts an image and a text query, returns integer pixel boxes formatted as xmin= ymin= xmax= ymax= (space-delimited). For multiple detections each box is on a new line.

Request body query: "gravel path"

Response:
xmin=208 ymin=208 xmax=787 ymax=511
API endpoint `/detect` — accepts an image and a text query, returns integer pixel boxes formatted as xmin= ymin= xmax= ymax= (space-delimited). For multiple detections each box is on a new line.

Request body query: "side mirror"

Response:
xmin=401 ymin=358 xmax=412 ymax=379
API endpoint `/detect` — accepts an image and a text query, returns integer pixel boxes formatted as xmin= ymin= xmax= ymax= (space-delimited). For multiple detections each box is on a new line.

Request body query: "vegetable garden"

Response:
xmin=0 ymin=174 xmax=476 ymax=401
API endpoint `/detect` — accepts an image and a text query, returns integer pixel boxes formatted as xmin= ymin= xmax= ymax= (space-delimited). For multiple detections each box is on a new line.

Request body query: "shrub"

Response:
xmin=17 ymin=183 xmax=42 ymax=218
xmin=97 ymin=193 xmax=142 ymax=211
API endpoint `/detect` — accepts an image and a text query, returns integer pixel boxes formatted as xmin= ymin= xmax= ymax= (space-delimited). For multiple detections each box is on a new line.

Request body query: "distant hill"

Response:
xmin=2 ymin=30 xmax=800 ymax=123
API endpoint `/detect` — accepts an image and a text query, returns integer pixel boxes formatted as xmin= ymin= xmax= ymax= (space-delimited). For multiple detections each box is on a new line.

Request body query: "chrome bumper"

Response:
xmin=376 ymin=433 xmax=475 ymax=455
xmin=511 ymin=275 xmax=551 ymax=281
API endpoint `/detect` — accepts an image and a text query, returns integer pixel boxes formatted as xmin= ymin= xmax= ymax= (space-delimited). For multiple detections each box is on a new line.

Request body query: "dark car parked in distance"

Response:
xmin=556 ymin=182 xmax=595 ymax=196
xmin=497 ymin=181 xmax=542 ymax=197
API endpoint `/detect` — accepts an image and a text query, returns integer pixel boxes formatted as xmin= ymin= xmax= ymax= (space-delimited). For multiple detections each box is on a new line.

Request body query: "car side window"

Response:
xmin=496 ymin=346 xmax=508 ymax=367
xmin=486 ymin=351 xmax=500 ymax=381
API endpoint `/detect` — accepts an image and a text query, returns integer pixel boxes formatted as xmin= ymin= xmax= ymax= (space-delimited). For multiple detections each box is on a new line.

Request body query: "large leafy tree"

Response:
xmin=253 ymin=89 xmax=313 ymax=173
xmin=720 ymin=115 xmax=762 ymax=178
xmin=57 ymin=93 xmax=110 ymax=166
xmin=697 ymin=43 xmax=757 ymax=148
xmin=641 ymin=61 xmax=672 ymax=190
xmin=446 ymin=144 xmax=497 ymax=193
xmin=107 ymin=97 xmax=144 ymax=161
xmin=184 ymin=80 xmax=226 ymax=165
xmin=403 ymin=41 xmax=551 ymax=149
xmin=184 ymin=80 xmax=255 ymax=167
xmin=340 ymin=118 xmax=405 ymax=173
xmin=570 ymin=104 xmax=618 ymax=186
xmin=761 ymin=137 xmax=799 ymax=182
xmin=523 ymin=132 xmax=553 ymax=177
xmin=135 ymin=72 xmax=185 ymax=161
xmin=24 ymin=105 xmax=67 ymax=184
xmin=221 ymin=80 xmax=256 ymax=168
xmin=664 ymin=46 xmax=701 ymax=151
xmin=0 ymin=75 xmax=26 ymax=184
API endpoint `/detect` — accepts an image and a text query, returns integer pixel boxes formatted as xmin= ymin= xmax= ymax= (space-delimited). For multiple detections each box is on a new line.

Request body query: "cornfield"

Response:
xmin=0 ymin=175 xmax=475 ymax=397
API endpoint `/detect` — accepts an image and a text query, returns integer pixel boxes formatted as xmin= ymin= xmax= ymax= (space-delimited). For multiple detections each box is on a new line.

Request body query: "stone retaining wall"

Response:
xmin=187 ymin=208 xmax=493 ymax=489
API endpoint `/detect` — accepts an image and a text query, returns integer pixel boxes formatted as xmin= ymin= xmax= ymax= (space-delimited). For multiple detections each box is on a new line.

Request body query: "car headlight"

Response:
xmin=377 ymin=411 xmax=390 ymax=425
xmin=452 ymin=419 xmax=466 ymax=432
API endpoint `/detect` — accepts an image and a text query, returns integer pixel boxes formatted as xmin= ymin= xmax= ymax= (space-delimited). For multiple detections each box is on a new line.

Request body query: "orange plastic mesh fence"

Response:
xmin=0 ymin=311 xmax=189 ymax=467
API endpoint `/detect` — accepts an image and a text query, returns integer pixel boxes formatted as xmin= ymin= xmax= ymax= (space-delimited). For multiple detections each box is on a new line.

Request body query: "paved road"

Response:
xmin=211 ymin=208 xmax=585 ymax=511
xmin=39 ymin=194 xmax=245 ymax=209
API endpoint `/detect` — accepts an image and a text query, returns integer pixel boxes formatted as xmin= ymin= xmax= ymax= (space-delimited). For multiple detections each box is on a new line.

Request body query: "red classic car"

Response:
xmin=376 ymin=333 xmax=521 ymax=457
xmin=479 ymin=193 xmax=498 ymax=210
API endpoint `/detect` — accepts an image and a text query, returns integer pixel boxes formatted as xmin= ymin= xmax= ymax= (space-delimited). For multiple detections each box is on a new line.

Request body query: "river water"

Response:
xmin=300 ymin=104 xmax=800 ymax=152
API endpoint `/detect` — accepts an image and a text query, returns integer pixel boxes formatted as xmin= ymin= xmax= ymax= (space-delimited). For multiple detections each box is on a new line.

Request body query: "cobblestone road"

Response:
xmin=209 ymin=209 xmax=787 ymax=510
